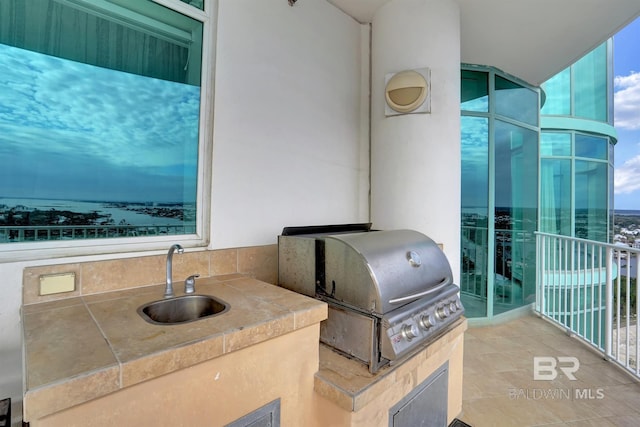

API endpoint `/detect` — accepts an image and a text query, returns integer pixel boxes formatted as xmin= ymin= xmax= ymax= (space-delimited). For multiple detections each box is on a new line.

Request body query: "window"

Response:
xmin=495 ymin=75 xmax=538 ymax=126
xmin=180 ymin=0 xmax=204 ymax=10
xmin=0 ymin=0 xmax=211 ymax=256
xmin=575 ymin=160 xmax=608 ymax=242
xmin=575 ymin=134 xmax=607 ymax=160
xmin=460 ymin=66 xmax=540 ymax=319
xmin=460 ymin=116 xmax=489 ymax=317
xmin=540 ymin=132 xmax=571 ymax=157
xmin=540 ymin=68 xmax=570 ymax=115
xmin=493 ymin=119 xmax=538 ymax=316
xmin=539 ymin=41 xmax=615 ymax=244
xmin=539 ymin=131 xmax=612 ymax=242
xmin=461 ymin=70 xmax=488 ymax=112
xmin=540 ymin=158 xmax=571 ymax=235
xmin=574 ymin=43 xmax=608 ymax=122
xmin=541 ymin=42 xmax=610 ymax=123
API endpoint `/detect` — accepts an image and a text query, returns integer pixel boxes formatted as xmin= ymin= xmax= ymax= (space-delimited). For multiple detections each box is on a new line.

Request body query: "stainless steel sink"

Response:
xmin=138 ymin=295 xmax=229 ymax=325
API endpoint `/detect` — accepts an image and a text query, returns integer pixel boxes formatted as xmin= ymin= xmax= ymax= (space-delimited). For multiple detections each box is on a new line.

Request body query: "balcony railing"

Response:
xmin=0 ymin=224 xmax=196 ymax=242
xmin=536 ymin=232 xmax=640 ymax=379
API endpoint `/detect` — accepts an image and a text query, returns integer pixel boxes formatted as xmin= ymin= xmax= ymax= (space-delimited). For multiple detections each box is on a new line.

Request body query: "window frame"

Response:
xmin=0 ymin=0 xmax=215 ymax=262
xmin=460 ymin=64 xmax=541 ymax=319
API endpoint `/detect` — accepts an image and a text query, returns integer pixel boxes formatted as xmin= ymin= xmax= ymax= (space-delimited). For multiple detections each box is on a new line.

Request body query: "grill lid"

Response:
xmin=322 ymin=229 xmax=453 ymax=314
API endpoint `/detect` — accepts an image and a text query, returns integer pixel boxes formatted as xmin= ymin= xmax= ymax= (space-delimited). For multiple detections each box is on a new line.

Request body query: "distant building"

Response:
xmin=614 ymin=234 xmax=627 ymax=244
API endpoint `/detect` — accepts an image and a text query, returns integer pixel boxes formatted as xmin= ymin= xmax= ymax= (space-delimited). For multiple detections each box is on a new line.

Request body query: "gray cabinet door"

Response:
xmin=389 ymin=363 xmax=448 ymax=427
xmin=225 ymin=398 xmax=280 ymax=427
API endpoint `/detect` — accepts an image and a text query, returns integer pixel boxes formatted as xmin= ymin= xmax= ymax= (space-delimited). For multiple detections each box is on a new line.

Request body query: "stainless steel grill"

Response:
xmin=278 ymin=224 xmax=464 ymax=373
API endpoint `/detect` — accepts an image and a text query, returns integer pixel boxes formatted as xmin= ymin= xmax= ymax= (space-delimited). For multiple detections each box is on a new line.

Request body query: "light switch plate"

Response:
xmin=40 ymin=273 xmax=76 ymax=295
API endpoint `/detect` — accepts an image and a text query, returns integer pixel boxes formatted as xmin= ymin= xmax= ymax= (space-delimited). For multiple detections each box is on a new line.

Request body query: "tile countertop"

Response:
xmin=22 ymin=274 xmax=328 ymax=421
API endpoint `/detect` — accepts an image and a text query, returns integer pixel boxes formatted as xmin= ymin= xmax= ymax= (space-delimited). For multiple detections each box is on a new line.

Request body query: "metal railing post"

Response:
xmin=538 ymin=233 xmax=545 ymax=315
xmin=605 ymin=246 xmax=613 ymax=360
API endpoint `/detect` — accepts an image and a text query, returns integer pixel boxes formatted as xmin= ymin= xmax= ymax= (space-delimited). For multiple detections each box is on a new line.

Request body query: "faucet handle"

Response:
xmin=184 ymin=274 xmax=200 ymax=294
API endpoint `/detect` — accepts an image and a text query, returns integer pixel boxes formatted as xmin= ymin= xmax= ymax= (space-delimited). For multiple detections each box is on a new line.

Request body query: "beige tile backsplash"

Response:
xmin=23 ymin=245 xmax=278 ymax=305
xmin=210 ymin=248 xmax=237 ymax=276
xmin=23 ymin=263 xmax=83 ymax=305
xmin=237 ymin=244 xmax=278 ymax=284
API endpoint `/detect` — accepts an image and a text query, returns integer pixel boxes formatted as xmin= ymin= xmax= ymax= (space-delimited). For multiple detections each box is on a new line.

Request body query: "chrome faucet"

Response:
xmin=164 ymin=244 xmax=184 ymax=298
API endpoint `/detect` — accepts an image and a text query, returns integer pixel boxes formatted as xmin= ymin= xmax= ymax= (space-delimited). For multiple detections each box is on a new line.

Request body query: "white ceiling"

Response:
xmin=327 ymin=0 xmax=640 ymax=86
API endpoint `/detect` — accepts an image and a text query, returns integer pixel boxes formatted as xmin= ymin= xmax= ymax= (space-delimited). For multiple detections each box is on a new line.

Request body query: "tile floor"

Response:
xmin=457 ymin=313 xmax=640 ymax=426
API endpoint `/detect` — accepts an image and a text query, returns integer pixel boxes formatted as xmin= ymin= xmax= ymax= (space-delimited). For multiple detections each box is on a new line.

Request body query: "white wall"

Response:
xmin=210 ymin=0 xmax=369 ymax=249
xmin=370 ymin=0 xmax=461 ymax=283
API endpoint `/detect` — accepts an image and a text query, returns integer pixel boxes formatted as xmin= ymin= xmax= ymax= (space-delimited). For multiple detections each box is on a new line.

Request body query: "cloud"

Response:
xmin=0 ymin=43 xmax=200 ymax=201
xmin=614 ymin=71 xmax=640 ymax=130
xmin=0 ymin=44 xmax=200 ymax=170
xmin=615 ymin=153 xmax=640 ymax=194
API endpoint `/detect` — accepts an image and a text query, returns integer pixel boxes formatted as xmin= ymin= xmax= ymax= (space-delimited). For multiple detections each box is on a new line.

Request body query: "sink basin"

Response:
xmin=138 ymin=295 xmax=229 ymax=325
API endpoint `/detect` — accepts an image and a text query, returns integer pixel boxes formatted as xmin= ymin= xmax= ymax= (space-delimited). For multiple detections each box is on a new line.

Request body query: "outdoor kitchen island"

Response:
xmin=23 ymin=262 xmax=465 ymax=426
xmin=22 ymin=275 xmax=328 ymax=426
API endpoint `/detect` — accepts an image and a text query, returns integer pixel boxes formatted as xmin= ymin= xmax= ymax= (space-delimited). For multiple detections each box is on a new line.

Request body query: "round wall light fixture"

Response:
xmin=384 ymin=68 xmax=431 ymax=116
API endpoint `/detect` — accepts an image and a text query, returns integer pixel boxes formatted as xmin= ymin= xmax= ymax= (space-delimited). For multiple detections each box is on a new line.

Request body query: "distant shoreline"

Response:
xmin=615 ymin=210 xmax=640 ymax=216
xmin=0 ymin=197 xmax=194 ymax=227
xmin=0 ymin=196 xmax=193 ymax=206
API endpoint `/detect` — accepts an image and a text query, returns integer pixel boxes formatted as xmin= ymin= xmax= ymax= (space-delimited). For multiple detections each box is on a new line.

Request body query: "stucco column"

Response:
xmin=370 ymin=0 xmax=461 ymax=282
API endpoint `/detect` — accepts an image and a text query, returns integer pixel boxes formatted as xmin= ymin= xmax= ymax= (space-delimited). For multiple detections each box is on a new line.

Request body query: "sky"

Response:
xmin=1 ymin=19 xmax=638 ymax=207
xmin=0 ymin=44 xmax=199 ymax=203
xmin=613 ymin=16 xmax=640 ymax=210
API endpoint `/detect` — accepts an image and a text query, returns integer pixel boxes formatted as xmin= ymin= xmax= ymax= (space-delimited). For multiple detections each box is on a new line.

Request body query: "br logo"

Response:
xmin=533 ymin=356 xmax=579 ymax=380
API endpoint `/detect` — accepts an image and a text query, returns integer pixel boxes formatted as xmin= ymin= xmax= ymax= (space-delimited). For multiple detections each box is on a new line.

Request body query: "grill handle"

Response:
xmin=388 ymin=277 xmax=452 ymax=305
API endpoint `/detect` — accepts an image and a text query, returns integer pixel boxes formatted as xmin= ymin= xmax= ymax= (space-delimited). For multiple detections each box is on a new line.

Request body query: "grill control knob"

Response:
xmin=455 ymin=300 xmax=463 ymax=310
xmin=435 ymin=305 xmax=450 ymax=320
xmin=401 ymin=324 xmax=419 ymax=341
xmin=449 ymin=302 xmax=458 ymax=313
xmin=419 ymin=314 xmax=437 ymax=330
